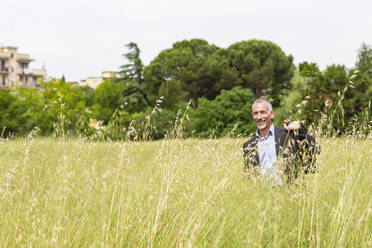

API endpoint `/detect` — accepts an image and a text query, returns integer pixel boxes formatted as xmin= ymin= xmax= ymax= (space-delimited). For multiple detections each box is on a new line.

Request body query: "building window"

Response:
xmin=11 ymin=53 xmax=14 ymax=58
xmin=19 ymin=62 xmax=28 ymax=69
xmin=2 ymin=75 xmax=5 ymax=86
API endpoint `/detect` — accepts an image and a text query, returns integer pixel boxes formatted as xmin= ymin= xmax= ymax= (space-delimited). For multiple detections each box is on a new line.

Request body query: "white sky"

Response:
xmin=2 ymin=0 xmax=372 ymax=82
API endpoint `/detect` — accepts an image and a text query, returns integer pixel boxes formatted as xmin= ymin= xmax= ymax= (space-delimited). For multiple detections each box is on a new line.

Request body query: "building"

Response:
xmin=0 ymin=46 xmax=47 ymax=89
xmin=80 ymin=71 xmax=118 ymax=89
xmin=66 ymin=81 xmax=79 ymax=87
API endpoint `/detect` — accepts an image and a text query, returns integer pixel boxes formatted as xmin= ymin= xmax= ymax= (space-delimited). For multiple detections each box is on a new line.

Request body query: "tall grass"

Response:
xmin=0 ymin=136 xmax=370 ymax=247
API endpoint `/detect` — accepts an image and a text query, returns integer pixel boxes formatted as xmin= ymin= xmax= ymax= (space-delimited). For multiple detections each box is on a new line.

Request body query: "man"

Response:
xmin=243 ymin=98 xmax=317 ymax=184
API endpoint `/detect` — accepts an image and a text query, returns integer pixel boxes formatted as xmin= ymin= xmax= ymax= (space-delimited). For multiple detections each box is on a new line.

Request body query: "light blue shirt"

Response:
xmin=256 ymin=124 xmax=282 ymax=185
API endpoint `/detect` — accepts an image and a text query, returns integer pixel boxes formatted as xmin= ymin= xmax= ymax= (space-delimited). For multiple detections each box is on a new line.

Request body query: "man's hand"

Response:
xmin=284 ymin=120 xmax=301 ymax=130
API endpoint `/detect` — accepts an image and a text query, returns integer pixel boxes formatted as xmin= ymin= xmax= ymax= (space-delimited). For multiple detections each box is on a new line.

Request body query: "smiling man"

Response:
xmin=243 ymin=98 xmax=317 ymax=184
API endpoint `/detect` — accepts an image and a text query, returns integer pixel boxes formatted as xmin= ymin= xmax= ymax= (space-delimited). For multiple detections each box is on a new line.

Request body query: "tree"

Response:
xmin=39 ymin=77 xmax=90 ymax=135
xmin=119 ymin=42 xmax=144 ymax=84
xmin=354 ymin=43 xmax=372 ymax=118
xmin=291 ymin=62 xmax=371 ymax=134
xmin=186 ymin=86 xmax=256 ymax=137
xmin=143 ymin=39 xmax=239 ymax=107
xmin=0 ymin=78 xmax=91 ymax=137
xmin=79 ymin=85 xmax=95 ymax=107
xmin=0 ymin=89 xmax=30 ymax=136
xmin=356 ymin=43 xmax=372 ymax=78
xmin=116 ymin=42 xmax=150 ymax=111
xmin=92 ymin=80 xmax=125 ymax=123
xmin=299 ymin=62 xmax=321 ymax=79
xmin=275 ymin=71 xmax=308 ymax=125
xmin=226 ymin=40 xmax=294 ymax=107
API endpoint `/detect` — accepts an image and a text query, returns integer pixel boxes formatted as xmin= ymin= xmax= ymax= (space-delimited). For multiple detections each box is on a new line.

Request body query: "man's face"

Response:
xmin=252 ymin=102 xmax=274 ymax=130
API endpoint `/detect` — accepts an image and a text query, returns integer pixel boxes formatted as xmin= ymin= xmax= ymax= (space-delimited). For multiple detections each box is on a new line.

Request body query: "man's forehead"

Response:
xmin=253 ymin=102 xmax=270 ymax=111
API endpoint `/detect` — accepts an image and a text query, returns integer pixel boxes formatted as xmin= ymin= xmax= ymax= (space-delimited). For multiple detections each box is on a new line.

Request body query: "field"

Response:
xmin=0 ymin=137 xmax=371 ymax=247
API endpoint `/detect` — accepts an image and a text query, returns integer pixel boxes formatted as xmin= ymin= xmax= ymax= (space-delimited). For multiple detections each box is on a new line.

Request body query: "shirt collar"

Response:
xmin=256 ymin=123 xmax=275 ymax=139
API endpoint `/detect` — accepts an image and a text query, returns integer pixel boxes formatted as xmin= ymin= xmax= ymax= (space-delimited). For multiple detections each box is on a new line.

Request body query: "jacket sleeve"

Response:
xmin=290 ymin=125 xmax=320 ymax=173
xmin=243 ymin=143 xmax=250 ymax=173
xmin=243 ymin=139 xmax=258 ymax=173
xmin=290 ymin=124 xmax=308 ymax=141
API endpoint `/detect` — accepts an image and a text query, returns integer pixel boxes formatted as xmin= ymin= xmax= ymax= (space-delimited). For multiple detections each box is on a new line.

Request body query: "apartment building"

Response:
xmin=0 ymin=46 xmax=47 ymax=89
xmin=80 ymin=71 xmax=118 ymax=89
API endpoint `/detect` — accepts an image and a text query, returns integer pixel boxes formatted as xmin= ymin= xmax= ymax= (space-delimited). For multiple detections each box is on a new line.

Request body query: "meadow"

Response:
xmin=0 ymin=136 xmax=371 ymax=247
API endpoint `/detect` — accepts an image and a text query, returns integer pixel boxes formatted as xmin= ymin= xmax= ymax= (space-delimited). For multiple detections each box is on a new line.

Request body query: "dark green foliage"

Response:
xmin=98 ymin=106 xmax=177 ymax=141
xmin=143 ymin=39 xmax=239 ymax=107
xmin=0 ymin=78 xmax=92 ymax=137
xmin=120 ymin=80 xmax=150 ymax=113
xmin=354 ymin=43 xmax=372 ymax=115
xmin=114 ymin=42 xmax=151 ymax=112
xmin=186 ymin=87 xmax=256 ymax=138
xmin=1 ymin=40 xmax=370 ymax=140
xmin=38 ymin=78 xmax=91 ymax=136
xmin=79 ymin=85 xmax=95 ymax=107
xmin=226 ymin=40 xmax=294 ymax=107
xmin=91 ymin=80 xmax=125 ymax=124
xmin=120 ymin=42 xmax=144 ymax=84
xmin=274 ymin=71 xmax=307 ymax=126
xmin=356 ymin=43 xmax=372 ymax=78
xmin=299 ymin=62 xmax=321 ymax=78
xmin=277 ymin=56 xmax=371 ymax=135
xmin=0 ymin=90 xmax=29 ymax=136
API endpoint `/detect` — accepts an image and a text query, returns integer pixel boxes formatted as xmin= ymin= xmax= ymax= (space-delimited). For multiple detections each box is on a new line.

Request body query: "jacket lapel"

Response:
xmin=254 ymin=138 xmax=259 ymax=165
xmin=274 ymin=126 xmax=281 ymax=156
xmin=274 ymin=126 xmax=290 ymax=156
xmin=248 ymin=137 xmax=260 ymax=166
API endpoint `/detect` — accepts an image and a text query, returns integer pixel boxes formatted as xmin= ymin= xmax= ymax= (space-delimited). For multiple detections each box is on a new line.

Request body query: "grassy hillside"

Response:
xmin=0 ymin=137 xmax=371 ymax=247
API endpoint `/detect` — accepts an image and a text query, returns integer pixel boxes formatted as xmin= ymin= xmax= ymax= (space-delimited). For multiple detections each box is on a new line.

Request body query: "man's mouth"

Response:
xmin=256 ymin=119 xmax=267 ymax=130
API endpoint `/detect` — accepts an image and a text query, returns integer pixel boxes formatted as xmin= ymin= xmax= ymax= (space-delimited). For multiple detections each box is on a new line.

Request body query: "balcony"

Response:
xmin=0 ymin=67 xmax=9 ymax=73
xmin=31 ymin=68 xmax=47 ymax=77
xmin=0 ymin=52 xmax=10 ymax=59
xmin=16 ymin=53 xmax=34 ymax=62
xmin=18 ymin=68 xmax=31 ymax=74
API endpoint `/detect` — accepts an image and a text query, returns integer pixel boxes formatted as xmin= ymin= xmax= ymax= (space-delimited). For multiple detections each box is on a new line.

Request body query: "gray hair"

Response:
xmin=252 ymin=98 xmax=273 ymax=112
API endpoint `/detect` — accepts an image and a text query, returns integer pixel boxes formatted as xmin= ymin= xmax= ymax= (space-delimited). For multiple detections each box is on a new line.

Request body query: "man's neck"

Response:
xmin=258 ymin=123 xmax=273 ymax=138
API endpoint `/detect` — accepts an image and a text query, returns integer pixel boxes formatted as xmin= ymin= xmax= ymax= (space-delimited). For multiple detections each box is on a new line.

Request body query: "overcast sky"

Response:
xmin=2 ymin=0 xmax=371 ymax=82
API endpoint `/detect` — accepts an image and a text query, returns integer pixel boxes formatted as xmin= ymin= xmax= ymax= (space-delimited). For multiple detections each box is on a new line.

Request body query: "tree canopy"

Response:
xmin=0 ymin=40 xmax=370 ymax=140
xmin=226 ymin=40 xmax=294 ymax=107
xmin=143 ymin=39 xmax=239 ymax=107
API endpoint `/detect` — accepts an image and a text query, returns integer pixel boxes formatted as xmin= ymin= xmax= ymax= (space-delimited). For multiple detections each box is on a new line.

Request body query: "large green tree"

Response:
xmin=119 ymin=42 xmax=144 ymax=84
xmin=143 ymin=39 xmax=239 ymax=107
xmin=0 ymin=78 xmax=91 ymax=137
xmin=226 ymin=40 xmax=294 ymax=107
xmin=0 ymin=89 xmax=33 ymax=136
xmin=39 ymin=78 xmax=90 ymax=135
xmin=355 ymin=43 xmax=372 ymax=115
xmin=91 ymin=80 xmax=125 ymax=123
xmin=285 ymin=60 xmax=371 ymax=134
xmin=116 ymin=42 xmax=150 ymax=112
xmin=186 ymin=86 xmax=256 ymax=137
xmin=356 ymin=43 xmax=372 ymax=78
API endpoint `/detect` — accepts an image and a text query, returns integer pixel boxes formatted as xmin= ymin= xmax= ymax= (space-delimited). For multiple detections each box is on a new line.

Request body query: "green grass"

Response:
xmin=0 ymin=137 xmax=371 ymax=247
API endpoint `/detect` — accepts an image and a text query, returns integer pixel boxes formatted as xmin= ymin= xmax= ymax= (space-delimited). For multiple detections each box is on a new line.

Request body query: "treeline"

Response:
xmin=1 ymin=39 xmax=371 ymax=140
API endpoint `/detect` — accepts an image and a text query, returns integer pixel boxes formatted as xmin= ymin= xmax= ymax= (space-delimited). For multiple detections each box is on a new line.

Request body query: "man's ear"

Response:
xmin=270 ymin=110 xmax=275 ymax=119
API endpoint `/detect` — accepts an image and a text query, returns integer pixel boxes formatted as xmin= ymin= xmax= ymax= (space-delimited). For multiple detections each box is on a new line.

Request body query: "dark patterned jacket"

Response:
xmin=243 ymin=125 xmax=318 ymax=180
